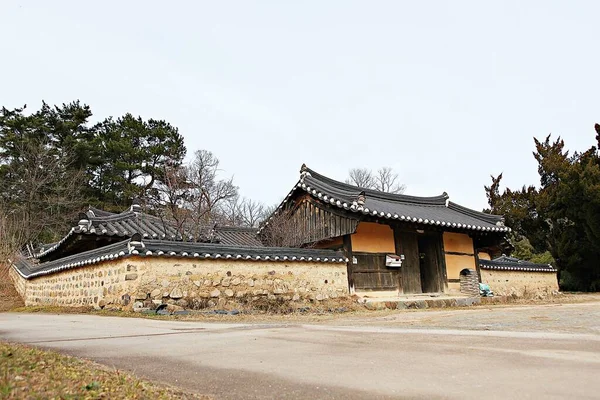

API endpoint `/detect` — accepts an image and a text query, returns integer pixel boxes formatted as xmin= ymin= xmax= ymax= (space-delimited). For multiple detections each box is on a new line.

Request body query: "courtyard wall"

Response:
xmin=10 ymin=256 xmax=349 ymax=309
xmin=480 ymin=269 xmax=558 ymax=297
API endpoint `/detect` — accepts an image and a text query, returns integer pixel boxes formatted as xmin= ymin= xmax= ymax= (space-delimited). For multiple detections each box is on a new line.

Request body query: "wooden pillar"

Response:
xmin=473 ymin=237 xmax=482 ymax=283
xmin=342 ymin=234 xmax=354 ymax=294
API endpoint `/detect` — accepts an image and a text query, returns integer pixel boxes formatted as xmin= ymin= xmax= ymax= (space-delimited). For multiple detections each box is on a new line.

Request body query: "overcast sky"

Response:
xmin=1 ymin=1 xmax=598 ymax=211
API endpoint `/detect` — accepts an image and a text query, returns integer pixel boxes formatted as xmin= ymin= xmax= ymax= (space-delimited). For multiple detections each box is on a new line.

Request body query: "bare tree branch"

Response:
xmin=345 ymin=168 xmax=375 ymax=188
xmin=374 ymin=167 xmax=406 ymax=194
xmin=345 ymin=166 xmax=405 ymax=194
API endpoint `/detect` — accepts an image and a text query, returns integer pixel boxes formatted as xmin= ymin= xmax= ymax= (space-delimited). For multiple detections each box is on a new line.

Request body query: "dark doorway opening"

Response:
xmin=417 ymin=233 xmax=445 ymax=293
xmin=395 ymin=228 xmax=446 ymax=294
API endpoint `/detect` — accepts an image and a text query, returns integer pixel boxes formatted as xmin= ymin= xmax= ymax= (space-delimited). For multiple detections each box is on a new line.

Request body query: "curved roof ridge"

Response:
xmin=87 ymin=206 xmax=118 ymax=218
xmin=216 ymin=226 xmax=259 ymax=232
xmin=447 ymin=201 xmax=503 ymax=224
xmin=86 ymin=210 xmax=137 ymax=223
xmin=304 ymin=167 xmax=448 ymax=206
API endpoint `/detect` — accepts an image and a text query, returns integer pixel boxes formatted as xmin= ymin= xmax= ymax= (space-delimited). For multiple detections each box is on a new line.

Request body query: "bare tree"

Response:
xmin=345 ymin=168 xmax=375 ymax=188
xmin=187 ymin=150 xmax=238 ymax=229
xmin=345 ymin=166 xmax=405 ymax=194
xmin=0 ymin=139 xmax=85 ymax=246
xmin=220 ymin=194 xmax=244 ymax=227
xmin=0 ymin=203 xmax=26 ymax=309
xmin=220 ymin=196 xmax=266 ymax=228
xmin=238 ymin=198 xmax=265 ymax=228
xmin=374 ymin=167 xmax=406 ymax=194
xmin=0 ymin=203 xmax=26 ymax=262
xmin=146 ymin=163 xmax=194 ymax=238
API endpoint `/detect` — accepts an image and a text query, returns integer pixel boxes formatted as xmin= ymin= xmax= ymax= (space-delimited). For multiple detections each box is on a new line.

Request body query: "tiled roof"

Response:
xmin=260 ymin=165 xmax=510 ymax=234
xmin=36 ymin=205 xmax=263 ymax=259
xmin=12 ymin=239 xmax=346 ymax=279
xmin=215 ymin=226 xmax=263 ymax=247
xmin=479 ymin=255 xmax=557 ymax=273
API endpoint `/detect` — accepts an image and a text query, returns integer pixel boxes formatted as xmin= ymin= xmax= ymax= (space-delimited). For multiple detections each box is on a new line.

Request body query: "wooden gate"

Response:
xmin=394 ymin=229 xmax=422 ymax=294
xmin=351 ymin=253 xmax=400 ymax=291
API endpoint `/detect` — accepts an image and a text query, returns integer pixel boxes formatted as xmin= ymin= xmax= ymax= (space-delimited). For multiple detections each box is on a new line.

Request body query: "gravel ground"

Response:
xmin=2 ymin=297 xmax=600 ymax=399
xmin=329 ymin=297 xmax=600 ymax=335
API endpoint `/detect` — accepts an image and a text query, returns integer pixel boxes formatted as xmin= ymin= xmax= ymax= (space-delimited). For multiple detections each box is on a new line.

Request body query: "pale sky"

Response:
xmin=1 ymin=1 xmax=598 ymax=211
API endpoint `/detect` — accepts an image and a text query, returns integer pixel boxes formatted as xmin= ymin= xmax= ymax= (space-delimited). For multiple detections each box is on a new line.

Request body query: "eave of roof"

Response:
xmin=12 ymin=239 xmax=347 ymax=279
xmin=479 ymin=258 xmax=557 ymax=273
xmin=216 ymin=226 xmax=264 ymax=247
xmin=259 ymin=165 xmax=510 ymax=234
xmin=36 ymin=206 xmax=263 ymax=259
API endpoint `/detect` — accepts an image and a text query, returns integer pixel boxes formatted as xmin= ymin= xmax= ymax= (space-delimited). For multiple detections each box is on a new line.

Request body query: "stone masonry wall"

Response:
xmin=8 ymin=266 xmax=27 ymax=300
xmin=480 ymin=269 xmax=558 ymax=297
xmin=459 ymin=269 xmax=480 ymax=296
xmin=10 ymin=256 xmax=349 ymax=309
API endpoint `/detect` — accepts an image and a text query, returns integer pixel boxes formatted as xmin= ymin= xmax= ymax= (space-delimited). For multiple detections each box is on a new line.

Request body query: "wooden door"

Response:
xmin=352 ymin=253 xmax=400 ymax=291
xmin=394 ymin=229 xmax=422 ymax=294
xmin=418 ymin=233 xmax=446 ymax=293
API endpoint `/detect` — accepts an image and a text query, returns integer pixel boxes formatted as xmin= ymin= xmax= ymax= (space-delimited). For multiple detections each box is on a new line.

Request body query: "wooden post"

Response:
xmin=342 ymin=234 xmax=354 ymax=294
xmin=473 ymin=237 xmax=482 ymax=283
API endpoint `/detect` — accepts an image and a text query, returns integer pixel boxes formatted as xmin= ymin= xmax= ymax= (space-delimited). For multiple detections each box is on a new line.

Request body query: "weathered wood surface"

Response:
xmin=291 ymin=197 xmax=359 ymax=244
xmin=352 ymin=253 xmax=400 ymax=291
xmin=418 ymin=233 xmax=445 ymax=293
xmin=394 ymin=229 xmax=422 ymax=294
xmin=343 ymin=234 xmax=354 ymax=291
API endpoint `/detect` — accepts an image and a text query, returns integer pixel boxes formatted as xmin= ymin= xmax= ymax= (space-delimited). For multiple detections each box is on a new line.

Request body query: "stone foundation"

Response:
xmin=10 ymin=256 xmax=349 ymax=309
xmin=480 ymin=269 xmax=558 ymax=297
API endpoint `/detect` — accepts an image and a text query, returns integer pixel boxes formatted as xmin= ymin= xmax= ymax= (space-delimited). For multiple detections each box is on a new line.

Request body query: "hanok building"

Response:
xmin=10 ymin=202 xmax=350 ymax=308
xmin=9 ymin=165 xmax=558 ymax=309
xmin=260 ymin=165 xmax=513 ymax=296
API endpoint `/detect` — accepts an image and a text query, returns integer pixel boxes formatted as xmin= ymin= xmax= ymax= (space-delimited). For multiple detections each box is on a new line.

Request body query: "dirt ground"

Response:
xmin=2 ymin=297 xmax=600 ymax=399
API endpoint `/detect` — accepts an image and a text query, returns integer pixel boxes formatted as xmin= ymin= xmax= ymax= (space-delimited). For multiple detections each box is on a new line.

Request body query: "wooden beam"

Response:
xmin=342 ymin=234 xmax=354 ymax=294
xmin=444 ymin=251 xmax=476 ymax=257
xmin=473 ymin=241 xmax=482 ymax=283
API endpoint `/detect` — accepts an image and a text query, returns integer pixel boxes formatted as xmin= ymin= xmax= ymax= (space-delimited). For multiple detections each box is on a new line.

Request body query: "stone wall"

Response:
xmin=8 ymin=266 xmax=26 ymax=300
xmin=480 ymin=269 xmax=558 ymax=297
xmin=459 ymin=269 xmax=480 ymax=296
xmin=10 ymin=256 xmax=349 ymax=309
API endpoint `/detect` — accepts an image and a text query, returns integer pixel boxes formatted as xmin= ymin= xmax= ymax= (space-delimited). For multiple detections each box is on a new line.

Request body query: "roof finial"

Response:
xmin=131 ymin=198 xmax=142 ymax=213
xmin=357 ymin=191 xmax=366 ymax=206
xmin=299 ymin=163 xmax=311 ymax=181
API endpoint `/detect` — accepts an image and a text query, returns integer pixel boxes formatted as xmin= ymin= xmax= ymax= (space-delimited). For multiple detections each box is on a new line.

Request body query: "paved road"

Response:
xmin=2 ymin=303 xmax=600 ymax=399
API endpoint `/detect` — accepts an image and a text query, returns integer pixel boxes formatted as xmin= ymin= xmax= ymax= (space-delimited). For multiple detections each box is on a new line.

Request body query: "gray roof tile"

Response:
xmin=261 ymin=166 xmax=510 ymax=234
xmin=479 ymin=256 xmax=556 ymax=272
xmin=37 ymin=207 xmax=264 ymax=259
xmin=13 ymin=239 xmax=345 ymax=279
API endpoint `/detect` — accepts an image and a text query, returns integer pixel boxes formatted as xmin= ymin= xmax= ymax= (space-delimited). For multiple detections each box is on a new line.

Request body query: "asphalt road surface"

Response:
xmin=2 ymin=303 xmax=600 ymax=399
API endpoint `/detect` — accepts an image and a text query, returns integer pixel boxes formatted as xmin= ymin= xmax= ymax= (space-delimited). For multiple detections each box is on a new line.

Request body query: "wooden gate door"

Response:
xmin=417 ymin=233 xmax=446 ymax=293
xmin=352 ymin=253 xmax=400 ymax=291
xmin=394 ymin=229 xmax=422 ymax=294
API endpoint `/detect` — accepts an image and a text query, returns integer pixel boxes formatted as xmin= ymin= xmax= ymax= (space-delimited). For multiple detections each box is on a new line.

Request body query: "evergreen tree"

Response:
xmin=486 ymin=127 xmax=600 ymax=291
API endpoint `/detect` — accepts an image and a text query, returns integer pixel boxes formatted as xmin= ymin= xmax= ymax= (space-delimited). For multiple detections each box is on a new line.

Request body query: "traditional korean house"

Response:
xmin=8 ymin=165 xmax=558 ymax=310
xmin=260 ymin=165 xmax=512 ymax=296
xmin=10 ymin=202 xmax=349 ymax=308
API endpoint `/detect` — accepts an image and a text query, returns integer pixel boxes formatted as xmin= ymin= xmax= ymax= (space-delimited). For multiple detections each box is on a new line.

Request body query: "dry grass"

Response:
xmin=9 ymin=293 xmax=600 ymax=325
xmin=0 ymin=341 xmax=209 ymax=399
xmin=0 ymin=264 xmax=24 ymax=312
